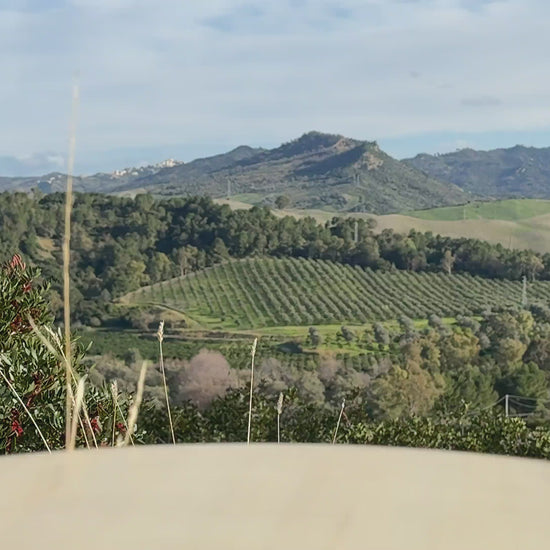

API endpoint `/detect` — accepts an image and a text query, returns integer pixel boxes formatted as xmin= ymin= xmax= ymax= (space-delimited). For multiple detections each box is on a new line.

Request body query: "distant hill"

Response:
xmin=7 ymin=137 xmax=550 ymax=213
xmin=121 ymin=132 xmax=470 ymax=214
xmin=404 ymin=145 xmax=550 ymax=198
xmin=0 ymin=133 xmax=470 ymax=215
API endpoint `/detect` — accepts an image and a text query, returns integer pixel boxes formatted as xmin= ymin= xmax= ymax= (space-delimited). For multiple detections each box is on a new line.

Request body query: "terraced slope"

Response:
xmin=122 ymin=258 xmax=550 ymax=329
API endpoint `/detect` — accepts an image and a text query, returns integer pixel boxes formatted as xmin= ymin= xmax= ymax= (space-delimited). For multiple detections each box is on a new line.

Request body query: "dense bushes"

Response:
xmin=136 ymin=388 xmax=550 ymax=459
xmin=0 ymin=256 xmax=132 ymax=453
xmin=86 ymin=307 xmax=550 ymax=430
xmin=1 ymin=257 xmax=549 ymax=458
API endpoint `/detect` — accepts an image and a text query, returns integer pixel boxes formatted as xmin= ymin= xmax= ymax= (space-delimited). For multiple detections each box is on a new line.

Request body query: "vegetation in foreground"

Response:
xmin=0 ymin=256 xmax=133 ymax=452
xmin=2 ymin=189 xmax=550 ymax=460
xmin=1 ymin=258 xmax=550 ymax=459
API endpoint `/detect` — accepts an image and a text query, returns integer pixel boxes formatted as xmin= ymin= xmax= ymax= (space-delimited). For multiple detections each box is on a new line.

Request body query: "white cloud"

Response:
xmin=0 ymin=151 xmax=67 ymax=176
xmin=1 ymin=0 xmax=550 ymax=169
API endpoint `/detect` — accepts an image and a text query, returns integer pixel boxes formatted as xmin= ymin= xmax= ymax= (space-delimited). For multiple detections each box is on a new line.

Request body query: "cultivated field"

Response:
xmin=122 ymin=257 xmax=550 ymax=329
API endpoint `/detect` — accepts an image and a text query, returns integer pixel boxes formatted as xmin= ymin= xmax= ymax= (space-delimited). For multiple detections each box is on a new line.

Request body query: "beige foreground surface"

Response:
xmin=1 ymin=444 xmax=549 ymax=549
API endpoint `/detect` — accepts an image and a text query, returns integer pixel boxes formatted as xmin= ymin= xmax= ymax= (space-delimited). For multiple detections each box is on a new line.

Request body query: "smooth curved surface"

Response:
xmin=1 ymin=444 xmax=549 ymax=549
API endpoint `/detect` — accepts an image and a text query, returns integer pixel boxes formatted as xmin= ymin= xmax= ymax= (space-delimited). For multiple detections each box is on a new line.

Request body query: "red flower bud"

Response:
xmin=9 ymin=254 xmax=25 ymax=271
xmin=11 ymin=419 xmax=23 ymax=438
xmin=90 ymin=416 xmax=102 ymax=435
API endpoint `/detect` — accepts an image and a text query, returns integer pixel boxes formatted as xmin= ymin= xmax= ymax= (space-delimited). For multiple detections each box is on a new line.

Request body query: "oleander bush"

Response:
xmin=0 ymin=255 xmax=132 ymax=453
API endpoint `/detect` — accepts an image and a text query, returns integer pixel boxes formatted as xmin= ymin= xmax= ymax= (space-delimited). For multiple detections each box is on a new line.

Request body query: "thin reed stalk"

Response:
xmin=68 ymin=376 xmax=86 ymax=451
xmin=123 ymin=361 xmax=148 ymax=447
xmin=28 ymin=317 xmax=95 ymax=449
xmin=247 ymin=338 xmax=258 ymax=445
xmin=111 ymin=381 xmax=118 ymax=446
xmin=277 ymin=392 xmax=284 ymax=444
xmin=77 ymin=411 xmax=91 ymax=449
xmin=111 ymin=378 xmax=133 ymax=446
xmin=332 ymin=399 xmax=346 ymax=444
xmin=157 ymin=321 xmax=176 ymax=445
xmin=78 ymin=397 xmax=97 ymax=449
xmin=116 ymin=401 xmax=134 ymax=446
xmin=62 ymin=81 xmax=79 ymax=448
xmin=0 ymin=357 xmax=51 ymax=453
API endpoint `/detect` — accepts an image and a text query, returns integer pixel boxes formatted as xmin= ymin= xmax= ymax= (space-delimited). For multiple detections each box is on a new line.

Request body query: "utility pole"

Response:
xmin=505 ymin=394 xmax=509 ymax=418
xmin=522 ymin=275 xmax=528 ymax=308
xmin=227 ymin=179 xmax=232 ymax=199
xmin=354 ymin=220 xmax=359 ymax=243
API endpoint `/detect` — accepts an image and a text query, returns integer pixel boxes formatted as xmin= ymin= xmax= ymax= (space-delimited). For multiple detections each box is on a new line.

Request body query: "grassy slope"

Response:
xmin=121 ymin=257 xmax=550 ymax=330
xmin=406 ymin=199 xmax=550 ymax=221
xmin=373 ymin=213 xmax=550 ymax=253
xmin=382 ymin=199 xmax=550 ymax=253
xmin=215 ymin=198 xmax=550 ymax=253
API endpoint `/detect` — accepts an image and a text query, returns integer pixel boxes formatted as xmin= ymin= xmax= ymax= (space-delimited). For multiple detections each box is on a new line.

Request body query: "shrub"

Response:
xmin=340 ymin=325 xmax=356 ymax=343
xmin=0 ymin=255 xmax=132 ymax=452
xmin=308 ymin=327 xmax=322 ymax=348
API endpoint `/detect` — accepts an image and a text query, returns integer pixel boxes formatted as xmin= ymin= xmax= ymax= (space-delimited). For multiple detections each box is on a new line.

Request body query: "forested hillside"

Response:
xmin=1 ymin=191 xmax=549 ymax=326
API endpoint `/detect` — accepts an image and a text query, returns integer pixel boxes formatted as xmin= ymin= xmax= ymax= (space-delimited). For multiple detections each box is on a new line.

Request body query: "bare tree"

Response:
xmin=176 ymin=350 xmax=240 ymax=410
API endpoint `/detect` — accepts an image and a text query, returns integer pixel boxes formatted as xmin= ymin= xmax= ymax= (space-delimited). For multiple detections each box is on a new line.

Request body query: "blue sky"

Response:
xmin=2 ymin=0 xmax=550 ymax=175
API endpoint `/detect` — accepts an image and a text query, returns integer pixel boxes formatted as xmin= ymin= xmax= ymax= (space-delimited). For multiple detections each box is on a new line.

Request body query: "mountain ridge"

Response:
xmin=18 ymin=132 xmax=550 ymax=213
xmin=118 ymin=131 xmax=469 ymax=213
xmin=404 ymin=145 xmax=550 ymax=198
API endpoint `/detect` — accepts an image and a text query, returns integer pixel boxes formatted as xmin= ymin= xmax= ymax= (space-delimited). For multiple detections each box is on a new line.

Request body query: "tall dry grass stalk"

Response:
xmin=247 ymin=338 xmax=258 ymax=445
xmin=62 ymin=81 xmax=79 ymax=448
xmin=110 ymin=381 xmax=134 ymax=447
xmin=0 ymin=355 xmax=51 ymax=453
xmin=116 ymin=402 xmax=133 ymax=445
xmin=123 ymin=360 xmax=148 ymax=447
xmin=28 ymin=317 xmax=94 ymax=449
xmin=111 ymin=381 xmax=118 ymax=446
xmin=157 ymin=321 xmax=176 ymax=445
xmin=332 ymin=399 xmax=346 ymax=444
xmin=277 ymin=392 xmax=284 ymax=444
xmin=68 ymin=376 xmax=86 ymax=451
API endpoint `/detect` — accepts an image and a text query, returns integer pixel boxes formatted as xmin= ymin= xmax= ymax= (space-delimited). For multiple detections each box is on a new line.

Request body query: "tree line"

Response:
xmin=0 ymin=191 xmax=548 ymax=324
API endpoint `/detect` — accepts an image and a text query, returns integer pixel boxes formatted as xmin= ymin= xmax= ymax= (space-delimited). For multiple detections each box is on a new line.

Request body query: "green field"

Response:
xmin=121 ymin=257 xmax=550 ymax=330
xmin=406 ymin=199 xmax=550 ymax=221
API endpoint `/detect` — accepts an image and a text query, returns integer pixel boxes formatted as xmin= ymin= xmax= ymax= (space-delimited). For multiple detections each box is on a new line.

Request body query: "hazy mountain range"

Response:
xmin=2 ymin=132 xmax=550 ymax=214
xmin=403 ymin=145 xmax=550 ymax=199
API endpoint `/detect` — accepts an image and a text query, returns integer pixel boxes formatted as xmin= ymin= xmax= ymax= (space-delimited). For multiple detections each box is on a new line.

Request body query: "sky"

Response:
xmin=2 ymin=0 xmax=550 ymax=175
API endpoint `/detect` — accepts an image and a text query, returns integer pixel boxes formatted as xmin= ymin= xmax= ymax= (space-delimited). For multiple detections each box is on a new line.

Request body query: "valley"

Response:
xmin=3 ymin=138 xmax=550 ymax=455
